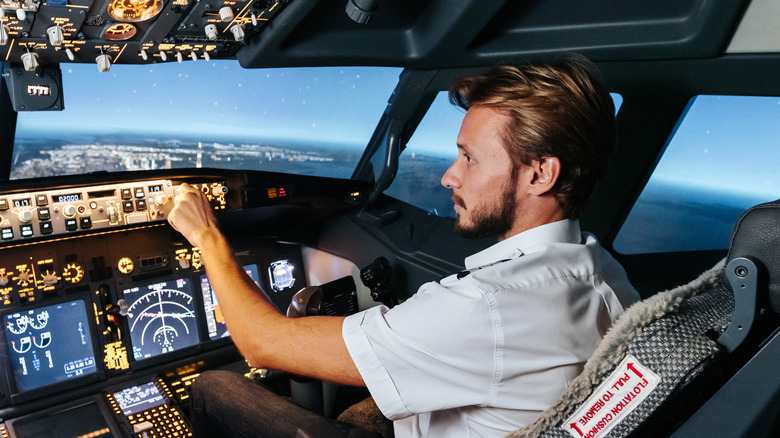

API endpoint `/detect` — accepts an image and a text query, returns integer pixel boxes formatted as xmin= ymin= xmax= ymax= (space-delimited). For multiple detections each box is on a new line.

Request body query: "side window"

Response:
xmin=387 ymin=92 xmax=624 ymax=217
xmin=385 ymin=93 xmax=462 ymax=217
xmin=614 ymin=95 xmax=780 ymax=254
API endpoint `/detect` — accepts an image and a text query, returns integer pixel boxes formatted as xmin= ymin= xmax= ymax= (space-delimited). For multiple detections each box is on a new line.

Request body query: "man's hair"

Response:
xmin=448 ymin=55 xmax=615 ymax=219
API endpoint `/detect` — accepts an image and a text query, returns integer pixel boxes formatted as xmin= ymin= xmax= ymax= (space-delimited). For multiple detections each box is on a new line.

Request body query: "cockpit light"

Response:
xmin=269 ymin=260 xmax=295 ymax=292
xmin=106 ymin=0 xmax=164 ymax=22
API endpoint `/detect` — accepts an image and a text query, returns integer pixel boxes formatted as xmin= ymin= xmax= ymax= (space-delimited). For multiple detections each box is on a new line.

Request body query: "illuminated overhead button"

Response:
xmin=47 ymin=25 xmax=64 ymax=47
xmin=96 ymin=53 xmax=112 ymax=73
xmin=219 ymin=6 xmax=234 ymax=22
xmin=35 ymin=194 xmax=47 ymax=206
xmin=205 ymin=24 xmax=218 ymax=41
xmin=21 ymin=52 xmax=39 ymax=72
xmin=0 ymin=199 xmax=8 ymax=210
xmin=230 ymin=24 xmax=245 ymax=42
xmin=80 ymin=217 xmax=92 ymax=229
xmin=120 ymin=188 xmax=132 ymax=199
xmin=134 ymin=187 xmax=145 ymax=198
xmin=38 ymin=208 xmax=51 ymax=220
xmin=122 ymin=201 xmax=134 ymax=212
xmin=1 ymin=227 xmax=14 ymax=240
xmin=65 ymin=218 xmax=78 ymax=231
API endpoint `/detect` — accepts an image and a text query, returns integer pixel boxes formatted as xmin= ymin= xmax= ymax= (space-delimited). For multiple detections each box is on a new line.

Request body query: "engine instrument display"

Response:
xmin=3 ymin=300 xmax=97 ymax=393
xmin=123 ymin=278 xmax=199 ymax=361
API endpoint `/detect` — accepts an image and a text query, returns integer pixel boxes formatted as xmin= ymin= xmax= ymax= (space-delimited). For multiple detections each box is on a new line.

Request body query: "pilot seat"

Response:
xmin=509 ymin=199 xmax=780 ymax=437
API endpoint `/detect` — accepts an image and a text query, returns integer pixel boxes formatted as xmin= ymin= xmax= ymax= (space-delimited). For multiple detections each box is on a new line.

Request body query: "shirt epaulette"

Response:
xmin=455 ymin=258 xmax=513 ymax=279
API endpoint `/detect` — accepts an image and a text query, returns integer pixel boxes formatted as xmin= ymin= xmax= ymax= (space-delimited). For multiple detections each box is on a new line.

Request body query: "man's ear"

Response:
xmin=527 ymin=156 xmax=561 ymax=196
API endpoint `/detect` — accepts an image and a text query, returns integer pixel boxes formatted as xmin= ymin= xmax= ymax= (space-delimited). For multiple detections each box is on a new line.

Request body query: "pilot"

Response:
xmin=168 ymin=54 xmax=640 ymax=437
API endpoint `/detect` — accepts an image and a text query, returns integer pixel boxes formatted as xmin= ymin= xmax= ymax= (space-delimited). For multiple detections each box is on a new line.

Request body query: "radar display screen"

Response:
xmin=200 ymin=264 xmax=260 ymax=340
xmin=3 ymin=300 xmax=97 ymax=393
xmin=113 ymin=382 xmax=165 ymax=416
xmin=122 ymin=277 xmax=199 ymax=361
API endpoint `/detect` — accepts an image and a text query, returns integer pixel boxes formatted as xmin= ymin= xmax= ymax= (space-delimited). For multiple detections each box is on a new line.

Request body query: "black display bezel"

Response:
xmin=0 ymin=297 xmax=103 ymax=404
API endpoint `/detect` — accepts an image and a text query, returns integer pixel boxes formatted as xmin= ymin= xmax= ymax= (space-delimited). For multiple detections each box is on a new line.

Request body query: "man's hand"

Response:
xmin=168 ymin=183 xmax=219 ymax=249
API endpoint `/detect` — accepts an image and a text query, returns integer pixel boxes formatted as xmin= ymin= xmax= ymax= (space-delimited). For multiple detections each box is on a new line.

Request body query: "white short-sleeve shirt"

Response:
xmin=342 ymin=219 xmax=639 ymax=437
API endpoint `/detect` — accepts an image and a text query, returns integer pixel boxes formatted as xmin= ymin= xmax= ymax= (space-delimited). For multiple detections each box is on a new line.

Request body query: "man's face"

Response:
xmin=441 ymin=105 xmax=519 ymax=239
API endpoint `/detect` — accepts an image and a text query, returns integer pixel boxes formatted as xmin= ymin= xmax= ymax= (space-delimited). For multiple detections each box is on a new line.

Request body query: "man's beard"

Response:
xmin=452 ymin=183 xmax=516 ymax=239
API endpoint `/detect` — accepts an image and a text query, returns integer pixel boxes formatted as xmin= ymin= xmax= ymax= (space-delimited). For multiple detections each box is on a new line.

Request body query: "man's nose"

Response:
xmin=441 ymin=163 xmax=460 ymax=189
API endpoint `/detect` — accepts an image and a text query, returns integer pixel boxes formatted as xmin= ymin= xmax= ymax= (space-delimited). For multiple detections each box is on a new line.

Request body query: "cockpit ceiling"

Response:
xmin=0 ymin=0 xmax=771 ymax=72
xmin=726 ymin=0 xmax=780 ymax=53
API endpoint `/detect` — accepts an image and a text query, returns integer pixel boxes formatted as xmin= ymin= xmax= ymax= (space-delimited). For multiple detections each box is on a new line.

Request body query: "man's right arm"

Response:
xmin=168 ymin=184 xmax=364 ymax=386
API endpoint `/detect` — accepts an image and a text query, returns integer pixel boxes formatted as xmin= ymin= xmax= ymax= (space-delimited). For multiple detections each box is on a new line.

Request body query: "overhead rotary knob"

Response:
xmin=16 ymin=271 xmax=31 ymax=284
xmin=43 ymin=272 xmax=58 ymax=287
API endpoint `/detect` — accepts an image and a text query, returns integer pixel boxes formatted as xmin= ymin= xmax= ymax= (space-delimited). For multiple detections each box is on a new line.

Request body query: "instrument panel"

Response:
xmin=0 ymin=174 xmax=311 ymax=437
xmin=0 ymin=0 xmax=289 ymax=68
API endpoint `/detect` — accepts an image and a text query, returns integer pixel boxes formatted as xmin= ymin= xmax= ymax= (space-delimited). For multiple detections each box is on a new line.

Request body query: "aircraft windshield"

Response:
xmin=11 ymin=63 xmax=402 ymax=180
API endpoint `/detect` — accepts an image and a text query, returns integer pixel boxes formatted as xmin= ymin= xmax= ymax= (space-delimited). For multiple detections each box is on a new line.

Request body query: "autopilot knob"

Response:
xmin=0 ymin=274 xmax=8 ymax=286
xmin=63 ymin=204 xmax=78 ymax=218
xmin=17 ymin=210 xmax=33 ymax=223
xmin=211 ymin=185 xmax=227 ymax=197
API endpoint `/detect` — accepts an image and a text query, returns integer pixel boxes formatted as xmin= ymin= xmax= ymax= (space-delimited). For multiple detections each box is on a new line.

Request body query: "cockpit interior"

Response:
xmin=1 ymin=0 xmax=779 ymax=436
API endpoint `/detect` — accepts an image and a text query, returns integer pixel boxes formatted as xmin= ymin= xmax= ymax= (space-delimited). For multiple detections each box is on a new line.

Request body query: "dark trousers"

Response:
xmin=190 ymin=370 xmax=384 ymax=438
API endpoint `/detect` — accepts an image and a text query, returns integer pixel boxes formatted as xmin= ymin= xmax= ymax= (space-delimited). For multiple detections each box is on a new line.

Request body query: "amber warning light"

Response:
xmin=267 ymin=187 xmax=288 ymax=199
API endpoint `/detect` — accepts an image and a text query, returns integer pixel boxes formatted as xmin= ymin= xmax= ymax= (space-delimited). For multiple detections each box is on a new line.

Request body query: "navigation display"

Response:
xmin=200 ymin=264 xmax=260 ymax=340
xmin=3 ymin=300 xmax=97 ymax=393
xmin=113 ymin=382 xmax=165 ymax=416
xmin=122 ymin=277 xmax=199 ymax=361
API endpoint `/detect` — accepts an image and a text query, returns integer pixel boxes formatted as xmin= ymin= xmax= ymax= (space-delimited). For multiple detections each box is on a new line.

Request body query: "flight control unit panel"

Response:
xmin=0 ymin=174 xmax=311 ymax=438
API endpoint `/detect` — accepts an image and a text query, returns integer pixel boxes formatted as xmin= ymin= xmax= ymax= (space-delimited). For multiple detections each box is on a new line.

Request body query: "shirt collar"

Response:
xmin=464 ymin=219 xmax=582 ymax=270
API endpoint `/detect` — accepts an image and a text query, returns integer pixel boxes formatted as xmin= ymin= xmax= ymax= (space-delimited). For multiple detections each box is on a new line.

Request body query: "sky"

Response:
xmin=644 ymin=95 xmax=780 ymax=201
xmin=14 ymin=62 xmax=780 ymax=203
xmin=15 ymin=61 xmax=402 ymax=148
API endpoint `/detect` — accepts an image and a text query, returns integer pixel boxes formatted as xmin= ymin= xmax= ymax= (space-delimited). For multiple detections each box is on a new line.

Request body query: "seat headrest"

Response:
xmin=725 ymin=199 xmax=780 ymax=312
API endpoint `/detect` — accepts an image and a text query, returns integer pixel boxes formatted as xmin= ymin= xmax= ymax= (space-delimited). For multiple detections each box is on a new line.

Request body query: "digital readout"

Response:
xmin=54 ymin=193 xmax=82 ymax=203
xmin=148 ymin=185 xmax=163 ymax=193
xmin=13 ymin=198 xmax=31 ymax=208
